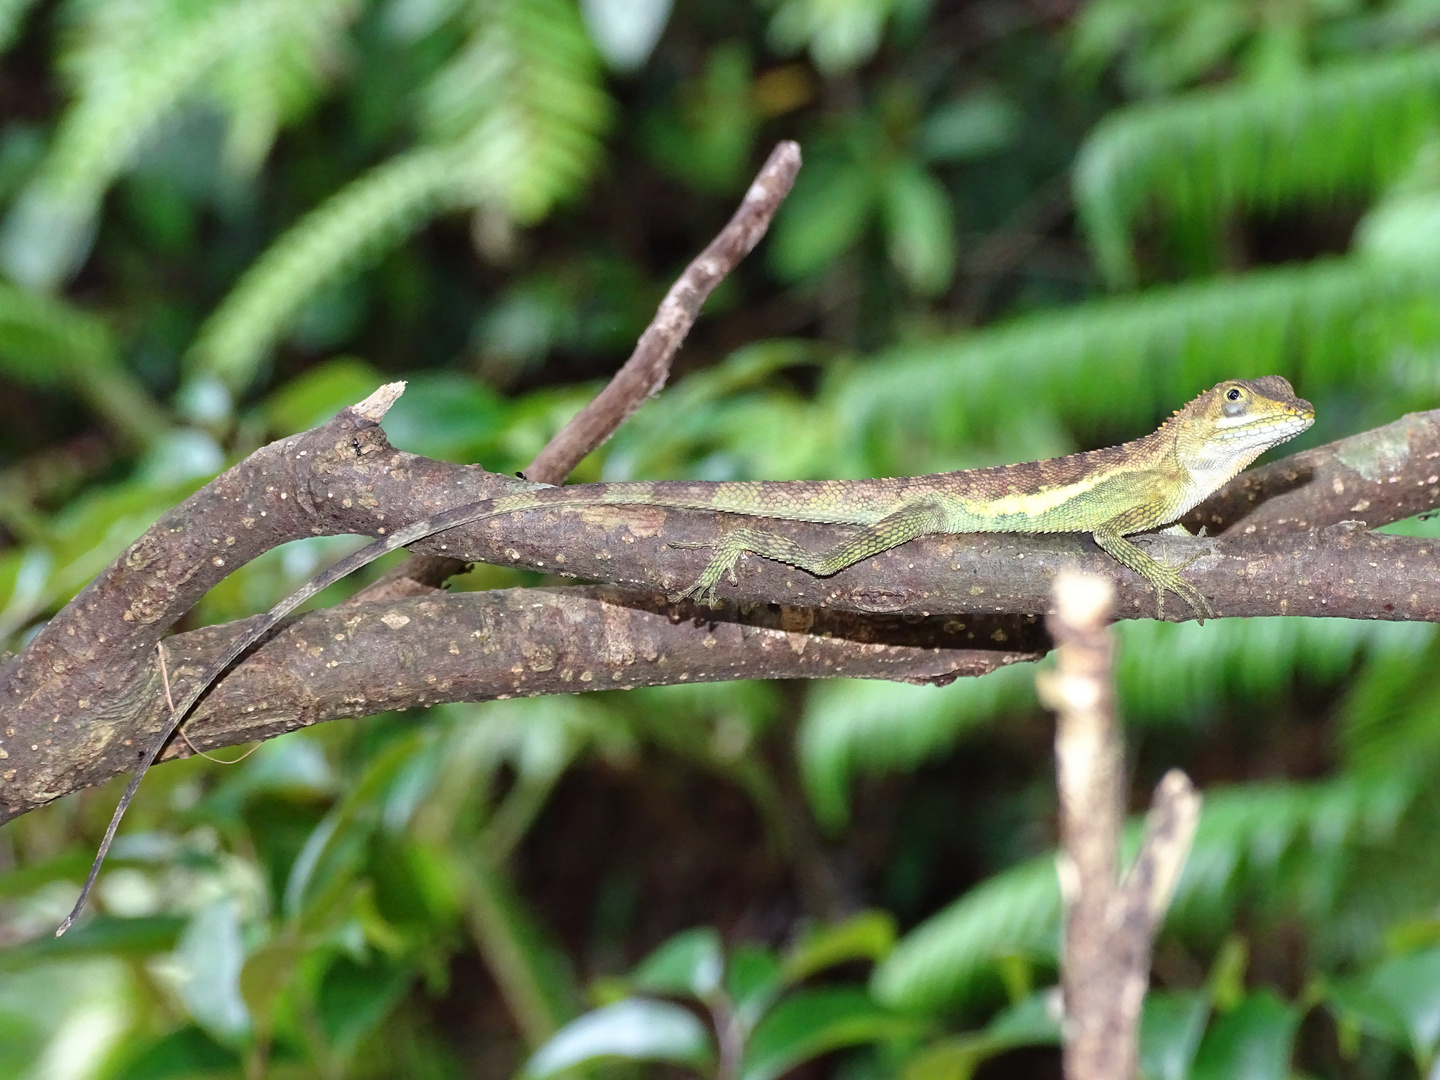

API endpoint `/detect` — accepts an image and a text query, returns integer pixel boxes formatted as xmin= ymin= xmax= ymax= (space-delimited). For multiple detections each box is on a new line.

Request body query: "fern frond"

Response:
xmin=1075 ymin=47 xmax=1440 ymax=284
xmin=190 ymin=0 xmax=609 ymax=393
xmin=422 ymin=0 xmax=610 ymax=223
xmin=1115 ymin=619 xmax=1433 ymax=725
xmin=208 ymin=0 xmax=357 ymax=175
xmin=828 ymin=255 xmax=1440 ymax=473
xmin=798 ymin=667 xmax=1037 ymax=831
xmin=794 ymin=619 xmax=1430 ymax=834
xmin=870 ymin=854 xmax=1060 ymax=1012
xmin=0 ymin=0 xmax=357 ymax=291
xmin=1339 ymin=632 xmax=1440 ymax=779
xmin=0 ymin=282 xmax=166 ymax=445
xmin=187 ymin=144 xmax=476 ymax=391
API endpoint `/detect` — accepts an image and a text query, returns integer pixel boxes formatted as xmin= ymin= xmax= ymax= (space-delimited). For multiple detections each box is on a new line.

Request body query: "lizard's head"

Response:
xmin=1172 ymin=375 xmax=1315 ymax=471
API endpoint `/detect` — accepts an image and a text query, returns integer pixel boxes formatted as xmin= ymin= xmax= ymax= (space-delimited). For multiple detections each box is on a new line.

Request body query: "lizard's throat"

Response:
xmin=1174 ymin=443 xmax=1270 ymax=517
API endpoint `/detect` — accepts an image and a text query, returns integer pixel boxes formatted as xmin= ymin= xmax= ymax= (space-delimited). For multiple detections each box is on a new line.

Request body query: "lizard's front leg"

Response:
xmin=1091 ymin=521 xmax=1214 ymax=622
xmin=668 ymin=502 xmax=948 ymax=606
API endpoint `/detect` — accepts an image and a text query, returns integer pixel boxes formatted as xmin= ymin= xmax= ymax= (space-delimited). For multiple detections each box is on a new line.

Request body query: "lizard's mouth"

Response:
xmin=1215 ymin=409 xmax=1314 ymax=449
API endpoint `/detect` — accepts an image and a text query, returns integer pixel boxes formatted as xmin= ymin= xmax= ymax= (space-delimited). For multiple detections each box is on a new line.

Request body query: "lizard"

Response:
xmin=58 ymin=374 xmax=1313 ymax=933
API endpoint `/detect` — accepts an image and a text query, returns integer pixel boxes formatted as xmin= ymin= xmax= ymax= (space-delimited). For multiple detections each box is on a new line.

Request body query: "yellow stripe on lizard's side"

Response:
xmin=960 ymin=472 xmax=1111 ymax=519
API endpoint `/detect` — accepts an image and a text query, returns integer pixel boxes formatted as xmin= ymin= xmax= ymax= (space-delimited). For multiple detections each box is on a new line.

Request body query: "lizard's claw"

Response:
xmin=666 ymin=538 xmax=739 ymax=608
xmin=1153 ymin=567 xmax=1214 ymax=624
xmin=667 ymin=580 xmax=724 ymax=609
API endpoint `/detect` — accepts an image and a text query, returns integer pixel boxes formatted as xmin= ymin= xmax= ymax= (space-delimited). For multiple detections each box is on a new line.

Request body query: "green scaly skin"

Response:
xmin=59 ymin=375 xmax=1313 ymax=933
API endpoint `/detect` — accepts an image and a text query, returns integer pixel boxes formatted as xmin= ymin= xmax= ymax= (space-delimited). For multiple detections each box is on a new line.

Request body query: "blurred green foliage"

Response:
xmin=2 ymin=0 xmax=1440 ymax=1077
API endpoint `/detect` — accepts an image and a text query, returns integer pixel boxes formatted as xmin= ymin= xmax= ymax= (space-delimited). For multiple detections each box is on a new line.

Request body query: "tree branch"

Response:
xmin=2 ymin=397 xmax=1440 ymax=817
xmin=1 ymin=588 xmax=1045 ymax=821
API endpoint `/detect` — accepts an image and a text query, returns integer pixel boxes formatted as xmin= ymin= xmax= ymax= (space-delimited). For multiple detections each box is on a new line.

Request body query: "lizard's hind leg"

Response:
xmin=668 ymin=502 xmax=948 ymax=607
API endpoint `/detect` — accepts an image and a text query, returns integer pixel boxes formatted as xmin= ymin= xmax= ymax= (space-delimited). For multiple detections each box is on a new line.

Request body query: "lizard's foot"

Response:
xmin=665 ymin=539 xmax=742 ymax=609
xmin=1153 ymin=538 xmax=1218 ymax=624
xmin=1153 ymin=567 xmax=1214 ymax=624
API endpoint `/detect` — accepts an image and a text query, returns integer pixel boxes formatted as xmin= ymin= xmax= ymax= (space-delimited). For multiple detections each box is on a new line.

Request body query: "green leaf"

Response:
xmin=872 ymin=857 xmax=1059 ymax=1013
xmin=282 ymin=731 xmax=433 ymax=926
xmin=900 ymin=992 xmax=1060 ymax=1080
xmin=920 ymin=91 xmax=1019 ymax=162
xmin=1324 ymin=978 xmax=1409 ymax=1051
xmin=770 ymin=156 xmax=876 ymax=282
xmin=108 ymin=1026 xmax=241 ymax=1080
xmin=521 ymin=998 xmax=715 ymax=1077
xmin=631 ymin=927 xmax=725 ymax=1000
xmin=176 ymin=900 xmax=251 ymax=1041
xmin=1140 ymin=991 xmax=1211 ymax=1080
xmin=370 ymin=832 xmax=462 ymax=932
xmin=317 ymin=954 xmax=412 ymax=1054
xmin=581 ymin=0 xmax=672 ymax=71
xmin=259 ymin=356 xmax=384 ymax=436
xmin=1357 ymin=946 xmax=1440 ymax=1066
xmin=727 ymin=945 xmax=784 ymax=1035
xmin=768 ymin=0 xmax=898 ymax=75
xmin=882 ymin=163 xmax=956 ymax=295
xmin=238 ymin=937 xmax=304 ymax=1044
xmin=1190 ymin=990 xmax=1299 ymax=1080
xmin=0 ymin=848 xmax=94 ymax=900
xmin=740 ymin=987 xmax=922 ymax=1080
xmin=377 ymin=372 xmax=510 ymax=463
xmin=783 ymin=911 xmax=897 ymax=984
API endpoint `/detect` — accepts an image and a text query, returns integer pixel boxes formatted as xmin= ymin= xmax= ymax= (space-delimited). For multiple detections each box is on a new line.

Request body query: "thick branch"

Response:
xmin=4 ymin=399 xmax=1439 ymax=824
xmin=1 ymin=588 xmax=1044 ymax=821
xmin=398 ymin=506 xmax=1440 ymax=621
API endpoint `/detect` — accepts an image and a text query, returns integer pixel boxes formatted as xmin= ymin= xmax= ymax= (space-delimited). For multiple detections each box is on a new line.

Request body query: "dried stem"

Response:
xmin=1042 ymin=572 xmax=1201 ymax=1080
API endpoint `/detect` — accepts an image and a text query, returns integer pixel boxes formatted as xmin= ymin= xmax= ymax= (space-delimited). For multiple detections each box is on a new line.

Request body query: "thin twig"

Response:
xmin=358 ymin=141 xmax=803 ymax=600
xmin=1041 ymin=572 xmax=1201 ymax=1080
xmin=523 ymin=140 xmax=802 ymax=483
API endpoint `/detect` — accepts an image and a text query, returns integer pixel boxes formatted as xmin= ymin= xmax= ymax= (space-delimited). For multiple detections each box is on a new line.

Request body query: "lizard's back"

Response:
xmin=523 ymin=433 xmax=1170 ymax=534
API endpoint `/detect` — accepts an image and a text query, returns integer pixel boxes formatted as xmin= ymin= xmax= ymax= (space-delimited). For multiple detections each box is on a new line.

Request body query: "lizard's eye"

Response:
xmin=1226 ymin=387 xmax=1242 ymax=401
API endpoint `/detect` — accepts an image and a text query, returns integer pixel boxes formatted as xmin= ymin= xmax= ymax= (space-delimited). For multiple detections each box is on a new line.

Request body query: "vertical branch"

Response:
xmin=1040 ymin=571 xmax=1201 ymax=1080
xmin=522 ymin=140 xmax=802 ymax=482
